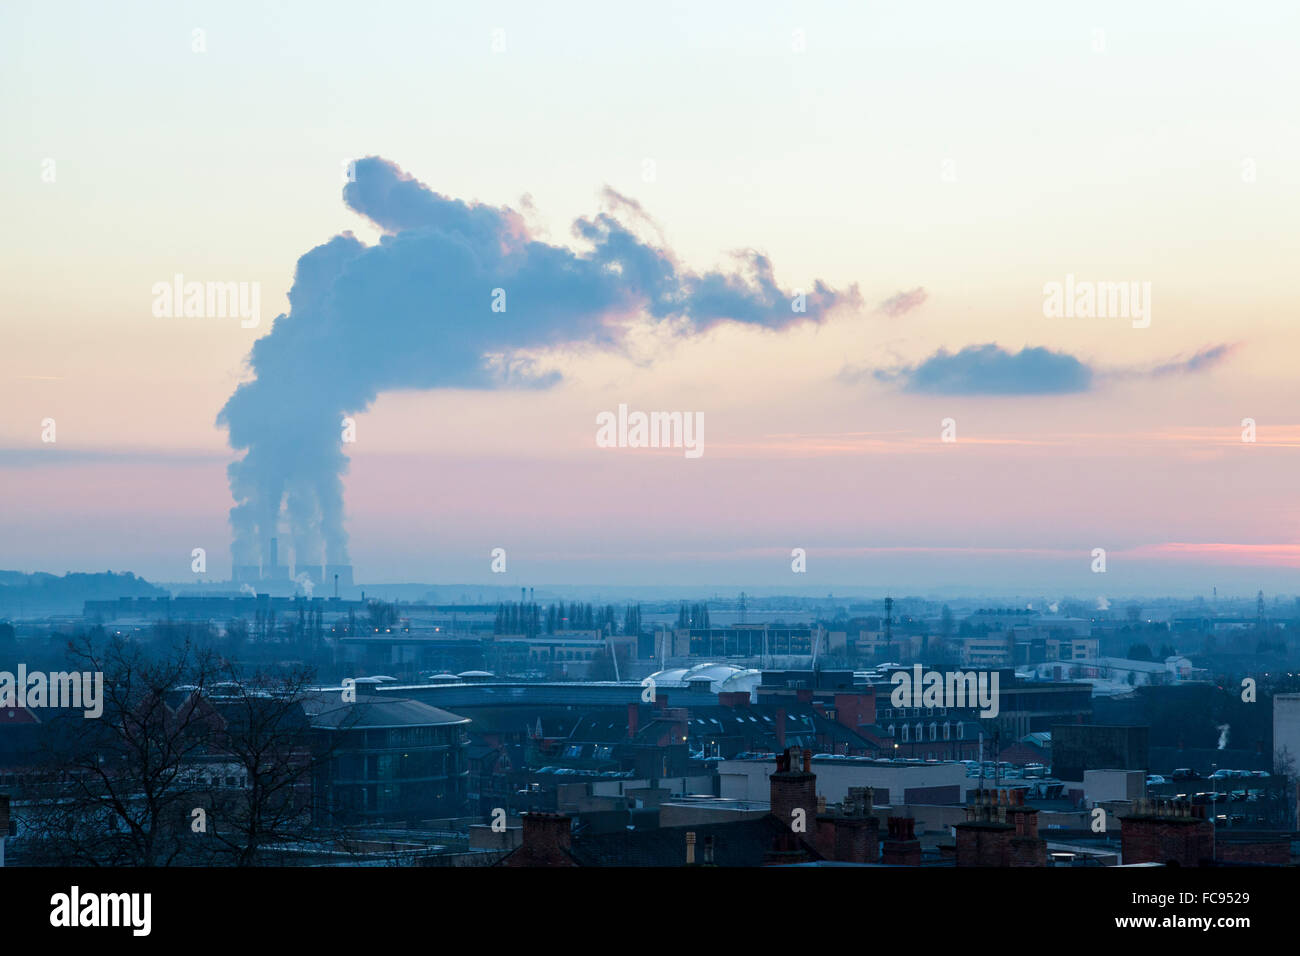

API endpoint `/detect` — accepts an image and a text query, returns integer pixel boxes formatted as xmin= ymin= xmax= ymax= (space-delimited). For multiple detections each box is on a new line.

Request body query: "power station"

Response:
xmin=231 ymin=535 xmax=353 ymax=594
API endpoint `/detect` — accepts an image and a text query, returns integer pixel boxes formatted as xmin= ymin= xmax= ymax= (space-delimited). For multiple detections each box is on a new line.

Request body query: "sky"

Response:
xmin=2 ymin=0 xmax=1299 ymax=596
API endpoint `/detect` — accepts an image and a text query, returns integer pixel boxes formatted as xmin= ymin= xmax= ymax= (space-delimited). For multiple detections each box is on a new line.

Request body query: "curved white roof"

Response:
xmin=648 ymin=662 xmax=761 ymax=696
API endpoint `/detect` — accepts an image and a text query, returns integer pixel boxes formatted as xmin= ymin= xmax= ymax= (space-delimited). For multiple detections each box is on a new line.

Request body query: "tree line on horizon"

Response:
xmin=493 ymin=601 xmax=643 ymax=638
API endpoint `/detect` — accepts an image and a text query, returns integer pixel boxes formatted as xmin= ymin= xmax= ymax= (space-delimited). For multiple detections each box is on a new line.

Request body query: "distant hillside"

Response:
xmin=0 ymin=570 xmax=167 ymax=618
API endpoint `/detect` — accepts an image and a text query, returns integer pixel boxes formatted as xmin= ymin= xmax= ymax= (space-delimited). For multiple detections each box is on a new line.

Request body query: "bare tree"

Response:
xmin=26 ymin=632 xmax=218 ymax=865
xmin=24 ymin=635 xmax=355 ymax=866
xmin=192 ymin=661 xmax=338 ymax=866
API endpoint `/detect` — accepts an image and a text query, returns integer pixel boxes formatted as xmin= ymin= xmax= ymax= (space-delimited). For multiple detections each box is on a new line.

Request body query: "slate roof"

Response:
xmin=302 ymin=692 xmax=469 ymax=730
xmin=567 ymin=817 xmax=820 ymax=867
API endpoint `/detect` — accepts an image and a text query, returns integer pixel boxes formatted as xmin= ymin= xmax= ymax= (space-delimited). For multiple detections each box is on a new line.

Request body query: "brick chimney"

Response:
xmin=769 ymin=747 xmax=817 ymax=835
xmin=881 ymin=815 xmax=921 ymax=865
xmin=1120 ymin=799 xmax=1215 ymax=867
xmin=762 ymin=749 xmax=819 ymax=865
xmin=814 ymin=787 xmax=881 ymax=863
xmin=627 ymin=702 xmax=639 ymax=739
xmin=954 ymin=789 xmax=1014 ymax=866
xmin=498 ymin=812 xmax=577 ymax=867
xmin=833 ymin=692 xmax=875 ymax=732
xmin=1005 ymin=788 xmax=1047 ymax=866
xmin=524 ymin=812 xmax=572 ymax=850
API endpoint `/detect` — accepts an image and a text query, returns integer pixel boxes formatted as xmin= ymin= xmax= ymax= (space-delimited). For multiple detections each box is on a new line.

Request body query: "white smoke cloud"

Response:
xmin=218 ymin=157 xmax=858 ymax=571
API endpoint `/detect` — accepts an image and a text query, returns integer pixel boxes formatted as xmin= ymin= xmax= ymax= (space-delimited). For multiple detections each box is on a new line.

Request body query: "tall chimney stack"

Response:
xmin=769 ymin=747 xmax=817 ymax=834
xmin=326 ymin=565 xmax=353 ymax=591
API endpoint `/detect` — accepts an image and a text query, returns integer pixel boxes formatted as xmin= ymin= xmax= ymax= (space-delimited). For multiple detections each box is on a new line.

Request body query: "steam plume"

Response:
xmin=218 ymin=157 xmax=856 ymax=571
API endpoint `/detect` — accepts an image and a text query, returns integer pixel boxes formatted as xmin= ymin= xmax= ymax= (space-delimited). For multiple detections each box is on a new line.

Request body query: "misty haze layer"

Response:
xmin=217 ymin=157 xmax=856 ymax=572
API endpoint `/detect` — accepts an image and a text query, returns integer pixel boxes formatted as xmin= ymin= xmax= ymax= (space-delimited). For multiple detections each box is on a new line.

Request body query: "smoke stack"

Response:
xmin=261 ymin=538 xmax=290 ymax=583
xmin=326 ymin=565 xmax=353 ymax=591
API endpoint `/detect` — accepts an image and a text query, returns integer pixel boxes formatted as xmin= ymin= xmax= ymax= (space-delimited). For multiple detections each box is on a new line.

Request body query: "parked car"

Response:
xmin=1172 ymin=768 xmax=1200 ymax=781
xmin=1146 ymin=774 xmax=1167 ymax=786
